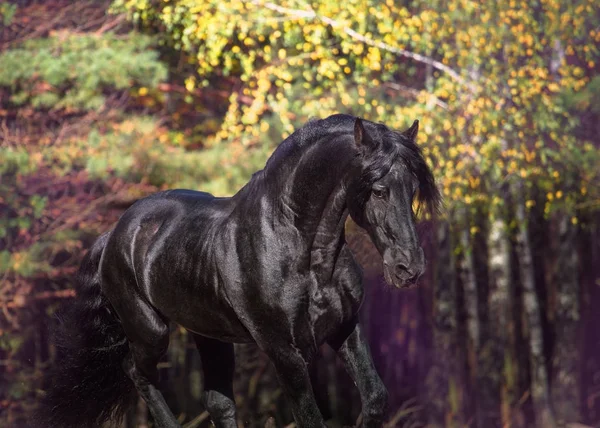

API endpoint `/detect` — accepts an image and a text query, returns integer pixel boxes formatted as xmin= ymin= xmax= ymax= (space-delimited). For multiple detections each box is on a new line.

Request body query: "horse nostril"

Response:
xmin=395 ymin=264 xmax=421 ymax=283
xmin=394 ymin=263 xmax=409 ymax=278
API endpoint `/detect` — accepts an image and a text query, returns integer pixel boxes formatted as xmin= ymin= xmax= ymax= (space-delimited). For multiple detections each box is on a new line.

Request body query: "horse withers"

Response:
xmin=39 ymin=114 xmax=440 ymax=428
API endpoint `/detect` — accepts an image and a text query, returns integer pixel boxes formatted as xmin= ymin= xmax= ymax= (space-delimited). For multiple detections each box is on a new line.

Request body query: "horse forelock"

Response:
xmin=350 ymin=124 xmax=441 ymax=217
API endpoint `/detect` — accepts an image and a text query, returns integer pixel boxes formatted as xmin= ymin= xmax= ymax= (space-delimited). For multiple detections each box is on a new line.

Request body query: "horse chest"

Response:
xmin=308 ymin=251 xmax=364 ymax=343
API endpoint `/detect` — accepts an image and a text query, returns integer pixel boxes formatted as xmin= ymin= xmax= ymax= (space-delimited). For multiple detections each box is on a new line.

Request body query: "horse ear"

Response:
xmin=403 ymin=120 xmax=419 ymax=141
xmin=354 ymin=118 xmax=373 ymax=147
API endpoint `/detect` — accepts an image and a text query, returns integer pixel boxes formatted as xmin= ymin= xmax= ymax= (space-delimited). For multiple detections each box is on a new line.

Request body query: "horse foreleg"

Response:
xmin=328 ymin=321 xmax=388 ymax=428
xmin=192 ymin=334 xmax=238 ymax=428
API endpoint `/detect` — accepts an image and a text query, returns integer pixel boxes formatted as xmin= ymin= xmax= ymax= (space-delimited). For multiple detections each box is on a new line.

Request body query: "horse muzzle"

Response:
xmin=382 ymin=248 xmax=425 ymax=288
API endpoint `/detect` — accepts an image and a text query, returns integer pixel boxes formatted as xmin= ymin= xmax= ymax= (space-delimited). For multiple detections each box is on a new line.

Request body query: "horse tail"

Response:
xmin=37 ymin=231 xmax=136 ymax=428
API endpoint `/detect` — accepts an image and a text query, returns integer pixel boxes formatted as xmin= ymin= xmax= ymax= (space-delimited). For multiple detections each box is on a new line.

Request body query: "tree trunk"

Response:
xmin=458 ymin=211 xmax=480 ymax=423
xmin=427 ymin=220 xmax=460 ymax=427
xmin=513 ymin=185 xmax=556 ymax=428
xmin=486 ymin=216 xmax=512 ymax=426
xmin=580 ymin=213 xmax=600 ymax=424
xmin=551 ymin=212 xmax=581 ymax=424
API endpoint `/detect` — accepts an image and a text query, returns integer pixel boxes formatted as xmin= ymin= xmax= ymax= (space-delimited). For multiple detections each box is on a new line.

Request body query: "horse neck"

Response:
xmin=309 ymin=181 xmax=349 ymax=271
xmin=277 ymin=139 xmax=355 ymax=268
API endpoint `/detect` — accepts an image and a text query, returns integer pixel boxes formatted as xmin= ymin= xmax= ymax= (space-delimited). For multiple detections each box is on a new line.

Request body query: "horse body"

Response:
xmin=39 ymin=114 xmax=440 ymax=428
xmin=102 ymin=138 xmax=364 ymax=348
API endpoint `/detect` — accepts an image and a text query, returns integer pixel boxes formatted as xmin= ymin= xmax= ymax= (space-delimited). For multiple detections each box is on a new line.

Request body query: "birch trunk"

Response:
xmin=458 ymin=211 xmax=480 ymax=422
xmin=486 ymin=216 xmax=512 ymax=426
xmin=513 ymin=185 xmax=556 ymax=428
xmin=551 ymin=213 xmax=581 ymax=424
xmin=547 ymin=30 xmax=581 ymax=426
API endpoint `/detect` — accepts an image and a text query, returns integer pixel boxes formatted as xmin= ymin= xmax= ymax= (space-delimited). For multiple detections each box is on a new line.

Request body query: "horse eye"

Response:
xmin=372 ymin=187 xmax=386 ymax=199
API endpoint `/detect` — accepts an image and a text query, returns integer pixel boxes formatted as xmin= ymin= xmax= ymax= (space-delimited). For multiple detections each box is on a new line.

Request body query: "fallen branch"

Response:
xmin=2 ymin=1 xmax=90 ymax=49
xmin=94 ymin=14 xmax=127 ymax=35
xmin=384 ymin=404 xmax=423 ymax=428
xmin=4 ymin=288 xmax=76 ymax=309
xmin=182 ymin=411 xmax=210 ymax=428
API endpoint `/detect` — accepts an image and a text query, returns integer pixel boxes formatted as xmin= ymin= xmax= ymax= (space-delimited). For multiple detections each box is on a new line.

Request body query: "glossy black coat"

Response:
xmin=41 ymin=114 xmax=441 ymax=428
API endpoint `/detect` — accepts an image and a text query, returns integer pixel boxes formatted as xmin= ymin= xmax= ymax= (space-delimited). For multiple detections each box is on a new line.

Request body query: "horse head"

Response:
xmin=346 ymin=118 xmax=441 ymax=288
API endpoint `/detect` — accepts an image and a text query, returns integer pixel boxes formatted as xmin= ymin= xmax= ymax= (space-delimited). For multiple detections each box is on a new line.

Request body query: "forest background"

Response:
xmin=1 ymin=1 xmax=599 ymax=427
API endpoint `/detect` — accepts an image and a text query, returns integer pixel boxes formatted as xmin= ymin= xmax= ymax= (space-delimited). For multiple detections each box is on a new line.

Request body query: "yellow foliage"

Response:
xmin=110 ymin=0 xmax=600 ymax=213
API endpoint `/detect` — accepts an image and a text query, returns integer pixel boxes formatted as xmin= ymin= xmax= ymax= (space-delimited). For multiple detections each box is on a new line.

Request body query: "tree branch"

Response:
xmin=384 ymin=82 xmax=448 ymax=110
xmin=247 ymin=0 xmax=472 ymax=89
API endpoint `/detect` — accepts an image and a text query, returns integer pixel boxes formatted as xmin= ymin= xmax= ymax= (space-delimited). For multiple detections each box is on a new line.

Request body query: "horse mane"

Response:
xmin=237 ymin=114 xmax=441 ymax=216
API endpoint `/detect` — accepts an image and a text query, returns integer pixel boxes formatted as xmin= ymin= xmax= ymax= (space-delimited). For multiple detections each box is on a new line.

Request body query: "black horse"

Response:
xmin=39 ymin=114 xmax=440 ymax=428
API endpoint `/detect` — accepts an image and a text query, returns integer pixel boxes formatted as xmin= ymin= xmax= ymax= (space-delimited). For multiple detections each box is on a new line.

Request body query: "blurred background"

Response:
xmin=1 ymin=0 xmax=599 ymax=427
